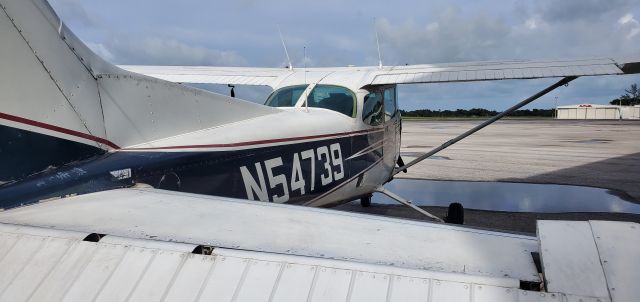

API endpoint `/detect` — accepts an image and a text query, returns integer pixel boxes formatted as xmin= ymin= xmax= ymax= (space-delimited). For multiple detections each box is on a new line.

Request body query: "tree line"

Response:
xmin=401 ymin=83 xmax=639 ymax=118
xmin=399 ymin=108 xmax=554 ymax=118
xmin=609 ymin=83 xmax=639 ymax=106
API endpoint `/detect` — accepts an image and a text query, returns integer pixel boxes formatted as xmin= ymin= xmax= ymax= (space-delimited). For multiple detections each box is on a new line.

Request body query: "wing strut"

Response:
xmin=393 ymin=76 xmax=578 ymax=175
xmin=375 ymin=186 xmax=444 ymax=222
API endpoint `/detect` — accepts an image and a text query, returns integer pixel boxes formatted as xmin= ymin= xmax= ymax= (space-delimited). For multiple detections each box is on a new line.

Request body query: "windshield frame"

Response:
xmin=304 ymin=84 xmax=357 ymax=118
xmin=264 ymin=84 xmax=309 ymax=107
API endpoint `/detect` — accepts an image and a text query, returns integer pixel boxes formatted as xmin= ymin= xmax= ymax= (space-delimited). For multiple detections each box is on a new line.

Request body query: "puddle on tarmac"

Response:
xmin=375 ymin=179 xmax=640 ymax=214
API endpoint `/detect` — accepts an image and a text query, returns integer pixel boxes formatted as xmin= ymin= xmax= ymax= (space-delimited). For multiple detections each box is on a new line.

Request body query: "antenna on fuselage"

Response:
xmin=304 ymin=46 xmax=308 ymax=112
xmin=278 ymin=26 xmax=293 ymax=70
xmin=374 ymin=19 xmax=383 ymax=69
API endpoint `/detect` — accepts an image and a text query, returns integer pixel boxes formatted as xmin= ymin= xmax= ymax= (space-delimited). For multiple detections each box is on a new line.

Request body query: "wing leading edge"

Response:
xmin=117 ymin=65 xmax=293 ymax=88
xmin=370 ymin=57 xmax=639 ymax=85
xmin=119 ymin=56 xmax=640 ymax=90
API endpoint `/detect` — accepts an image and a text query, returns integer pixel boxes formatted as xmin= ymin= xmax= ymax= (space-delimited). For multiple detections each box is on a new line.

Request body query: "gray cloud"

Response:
xmin=102 ymin=36 xmax=248 ymax=66
xmin=535 ymin=0 xmax=634 ymax=23
xmin=51 ymin=0 xmax=98 ymax=28
xmin=49 ymin=0 xmax=640 ymax=110
xmin=377 ymin=8 xmax=512 ymax=64
xmin=377 ymin=2 xmax=640 ymax=65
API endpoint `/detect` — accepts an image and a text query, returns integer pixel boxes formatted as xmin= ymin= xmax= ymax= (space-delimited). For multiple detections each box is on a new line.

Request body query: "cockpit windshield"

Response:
xmin=265 ymin=85 xmax=308 ymax=107
xmin=265 ymin=84 xmax=356 ymax=118
xmin=306 ymin=85 xmax=356 ymax=117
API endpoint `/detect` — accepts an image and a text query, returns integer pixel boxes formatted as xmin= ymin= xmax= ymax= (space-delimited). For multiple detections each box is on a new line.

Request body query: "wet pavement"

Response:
xmin=333 ymin=179 xmax=640 ymax=234
xmin=334 ymin=203 xmax=640 ymax=234
xmin=375 ymin=179 xmax=640 ymax=214
xmin=336 ymin=120 xmax=640 ymax=233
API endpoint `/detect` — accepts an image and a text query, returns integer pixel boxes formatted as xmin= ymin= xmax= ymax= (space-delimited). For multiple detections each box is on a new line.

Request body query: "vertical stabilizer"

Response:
xmin=0 ymin=0 xmax=278 ymax=182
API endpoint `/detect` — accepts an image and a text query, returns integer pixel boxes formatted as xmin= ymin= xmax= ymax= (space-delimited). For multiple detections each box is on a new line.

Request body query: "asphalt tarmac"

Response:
xmin=399 ymin=119 xmax=640 ymax=200
xmin=333 ymin=119 xmax=640 ymax=233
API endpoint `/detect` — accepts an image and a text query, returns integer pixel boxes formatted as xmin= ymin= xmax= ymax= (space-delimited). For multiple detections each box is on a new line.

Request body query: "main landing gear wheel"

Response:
xmin=444 ymin=202 xmax=464 ymax=225
xmin=360 ymin=195 xmax=372 ymax=207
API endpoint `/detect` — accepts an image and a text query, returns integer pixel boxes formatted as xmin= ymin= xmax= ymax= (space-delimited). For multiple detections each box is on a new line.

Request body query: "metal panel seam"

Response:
xmin=345 ymin=270 xmax=357 ymax=302
xmin=304 ymin=266 xmax=320 ymax=302
xmin=24 ymin=239 xmax=75 ymax=302
xmin=230 ymin=260 xmax=252 ymax=302
xmin=90 ymin=245 xmax=131 ymax=302
xmin=385 ymin=274 xmax=395 ymax=302
xmin=0 ymin=238 xmax=45 ymax=297
xmin=427 ymin=277 xmax=434 ymax=302
xmin=193 ymin=255 xmax=219 ymax=302
xmin=267 ymin=261 xmax=287 ymax=302
xmin=123 ymin=250 xmax=159 ymax=302
xmin=95 ymin=79 xmax=108 ymax=148
xmin=588 ymin=222 xmax=613 ymax=301
xmin=158 ymin=253 xmax=189 ymax=302
xmin=57 ymin=244 xmax=101 ymax=302
xmin=0 ymin=235 xmax=19 ymax=263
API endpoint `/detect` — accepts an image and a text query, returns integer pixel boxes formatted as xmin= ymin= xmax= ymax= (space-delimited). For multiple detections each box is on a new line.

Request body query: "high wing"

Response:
xmin=369 ymin=57 xmax=640 ymax=85
xmin=119 ymin=57 xmax=640 ymax=90
xmin=117 ymin=65 xmax=293 ymax=88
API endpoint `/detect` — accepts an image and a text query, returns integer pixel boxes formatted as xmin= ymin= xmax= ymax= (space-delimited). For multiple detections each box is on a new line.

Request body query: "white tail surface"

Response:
xmin=0 ymin=0 xmax=278 ymax=149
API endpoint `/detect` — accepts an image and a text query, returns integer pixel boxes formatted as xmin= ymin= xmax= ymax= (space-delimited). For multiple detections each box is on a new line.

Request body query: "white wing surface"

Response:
xmin=0 ymin=187 xmax=540 ymax=282
xmin=370 ymin=57 xmax=640 ymax=85
xmin=119 ymin=57 xmax=640 ymax=90
xmin=117 ymin=65 xmax=293 ymax=88
xmin=1 ymin=188 xmax=638 ymax=301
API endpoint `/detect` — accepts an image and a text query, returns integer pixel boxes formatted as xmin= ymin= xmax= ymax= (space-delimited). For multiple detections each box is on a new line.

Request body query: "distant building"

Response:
xmin=556 ymin=104 xmax=640 ymax=120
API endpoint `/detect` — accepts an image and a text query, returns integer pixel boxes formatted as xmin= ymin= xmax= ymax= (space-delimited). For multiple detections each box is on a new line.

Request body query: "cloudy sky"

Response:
xmin=50 ymin=0 xmax=640 ymax=110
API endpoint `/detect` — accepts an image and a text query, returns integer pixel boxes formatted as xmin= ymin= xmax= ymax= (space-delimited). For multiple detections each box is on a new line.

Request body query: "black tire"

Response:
xmin=445 ymin=202 xmax=464 ymax=224
xmin=360 ymin=196 xmax=372 ymax=207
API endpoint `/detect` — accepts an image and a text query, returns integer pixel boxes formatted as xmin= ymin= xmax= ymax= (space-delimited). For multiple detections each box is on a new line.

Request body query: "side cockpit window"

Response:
xmin=384 ymin=87 xmax=397 ymax=121
xmin=307 ymin=85 xmax=356 ymax=117
xmin=265 ymin=85 xmax=308 ymax=107
xmin=363 ymin=90 xmax=384 ymax=126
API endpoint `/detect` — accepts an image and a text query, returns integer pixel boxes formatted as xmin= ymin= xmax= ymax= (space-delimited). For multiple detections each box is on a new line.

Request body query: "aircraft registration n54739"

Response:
xmin=240 ymin=143 xmax=346 ymax=203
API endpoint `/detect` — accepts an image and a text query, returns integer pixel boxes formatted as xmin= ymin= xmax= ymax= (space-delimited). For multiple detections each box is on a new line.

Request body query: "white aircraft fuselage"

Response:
xmin=0 ymin=81 xmax=402 ymax=208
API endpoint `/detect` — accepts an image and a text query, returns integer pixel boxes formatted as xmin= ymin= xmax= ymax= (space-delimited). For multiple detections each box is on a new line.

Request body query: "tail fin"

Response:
xmin=0 ymin=0 xmax=112 ymax=181
xmin=0 ymin=0 xmax=277 ymax=182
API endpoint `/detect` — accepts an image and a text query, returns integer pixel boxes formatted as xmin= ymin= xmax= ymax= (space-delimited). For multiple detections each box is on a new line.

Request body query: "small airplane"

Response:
xmin=2 ymin=1 xmax=640 ymax=300
xmin=1 ymin=0 xmax=639 ymax=220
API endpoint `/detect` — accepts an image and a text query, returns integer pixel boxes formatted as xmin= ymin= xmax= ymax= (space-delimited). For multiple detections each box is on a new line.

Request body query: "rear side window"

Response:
xmin=306 ymin=85 xmax=356 ymax=117
xmin=384 ymin=87 xmax=397 ymax=121
xmin=265 ymin=85 xmax=308 ymax=107
xmin=363 ymin=91 xmax=384 ymax=126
